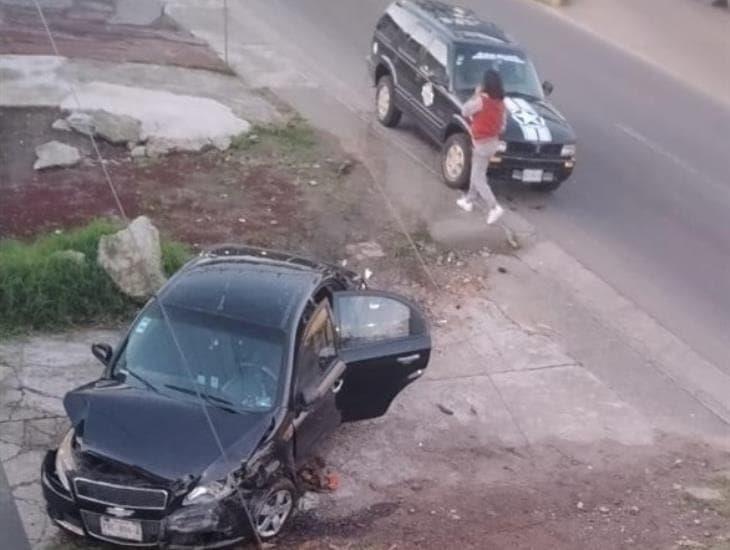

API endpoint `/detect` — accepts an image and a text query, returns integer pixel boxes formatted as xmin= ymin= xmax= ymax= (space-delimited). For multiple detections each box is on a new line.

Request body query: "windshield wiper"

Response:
xmin=123 ymin=368 xmax=160 ymax=393
xmin=163 ymin=384 xmax=238 ymax=413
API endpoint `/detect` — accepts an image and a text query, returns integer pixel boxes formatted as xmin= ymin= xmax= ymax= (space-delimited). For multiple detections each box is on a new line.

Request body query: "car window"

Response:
xmin=295 ymin=301 xmax=336 ymax=394
xmin=113 ymin=301 xmax=285 ymax=412
xmin=337 ymin=295 xmax=425 ymax=346
xmin=421 ymin=37 xmax=448 ymax=82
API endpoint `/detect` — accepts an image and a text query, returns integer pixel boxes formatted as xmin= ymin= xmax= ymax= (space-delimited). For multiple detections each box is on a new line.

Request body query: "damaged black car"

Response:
xmin=42 ymin=245 xmax=431 ymax=547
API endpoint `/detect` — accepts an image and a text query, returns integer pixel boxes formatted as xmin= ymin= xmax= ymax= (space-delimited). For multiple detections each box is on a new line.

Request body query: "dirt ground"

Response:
xmin=279 ymin=437 xmax=730 ymax=550
xmin=0 ymin=105 xmax=420 ymax=282
xmin=0 ymin=0 xmax=226 ymax=72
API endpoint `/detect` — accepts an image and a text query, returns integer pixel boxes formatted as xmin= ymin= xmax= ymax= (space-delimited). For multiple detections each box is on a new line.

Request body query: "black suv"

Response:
xmin=367 ymin=0 xmax=577 ymax=191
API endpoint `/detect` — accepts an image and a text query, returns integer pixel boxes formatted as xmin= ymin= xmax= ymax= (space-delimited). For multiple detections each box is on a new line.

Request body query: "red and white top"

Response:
xmin=462 ymin=93 xmax=506 ymax=142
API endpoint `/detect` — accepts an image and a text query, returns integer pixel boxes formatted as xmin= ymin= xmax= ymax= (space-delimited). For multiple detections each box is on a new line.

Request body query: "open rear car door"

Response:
xmin=332 ymin=290 xmax=431 ymax=422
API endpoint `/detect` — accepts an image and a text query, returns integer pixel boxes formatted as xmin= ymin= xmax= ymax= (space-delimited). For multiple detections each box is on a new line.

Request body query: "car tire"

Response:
xmin=530 ymin=179 xmax=563 ymax=192
xmin=252 ymin=477 xmax=298 ymax=541
xmin=375 ymin=75 xmax=402 ymax=127
xmin=441 ymin=133 xmax=472 ymax=189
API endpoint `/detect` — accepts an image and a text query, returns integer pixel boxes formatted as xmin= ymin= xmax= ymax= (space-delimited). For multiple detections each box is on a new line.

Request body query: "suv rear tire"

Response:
xmin=441 ymin=133 xmax=472 ymax=189
xmin=375 ymin=75 xmax=402 ymax=127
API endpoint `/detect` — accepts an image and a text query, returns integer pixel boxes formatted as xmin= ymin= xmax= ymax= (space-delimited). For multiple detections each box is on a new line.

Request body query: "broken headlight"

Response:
xmin=182 ymin=478 xmax=235 ymax=506
xmin=55 ymin=428 xmax=77 ymax=492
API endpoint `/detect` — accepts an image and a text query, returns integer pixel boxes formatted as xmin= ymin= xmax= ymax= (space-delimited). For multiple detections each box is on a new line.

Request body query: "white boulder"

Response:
xmin=97 ymin=217 xmax=167 ymax=300
xmin=33 ymin=141 xmax=81 ymax=170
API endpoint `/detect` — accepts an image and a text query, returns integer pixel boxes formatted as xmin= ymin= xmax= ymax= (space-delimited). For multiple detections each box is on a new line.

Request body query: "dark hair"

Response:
xmin=482 ymin=70 xmax=504 ymax=100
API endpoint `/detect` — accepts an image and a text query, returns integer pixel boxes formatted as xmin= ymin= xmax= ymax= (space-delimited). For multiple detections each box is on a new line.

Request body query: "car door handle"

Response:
xmin=397 ymin=353 xmax=421 ymax=365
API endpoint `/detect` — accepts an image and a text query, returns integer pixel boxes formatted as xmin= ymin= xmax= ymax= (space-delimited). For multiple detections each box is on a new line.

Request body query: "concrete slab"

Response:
xmin=488 ymin=327 xmax=577 ymax=372
xmin=492 ymin=365 xmax=654 ymax=446
xmin=423 ymin=341 xmax=493 ymax=380
xmin=1 ymin=55 xmax=281 ymax=125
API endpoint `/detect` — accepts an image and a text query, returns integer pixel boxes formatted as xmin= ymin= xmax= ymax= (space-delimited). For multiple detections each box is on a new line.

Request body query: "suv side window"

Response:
xmin=295 ymin=301 xmax=336 ymax=396
xmin=421 ymin=37 xmax=448 ymax=83
xmin=400 ymin=24 xmax=432 ymax=63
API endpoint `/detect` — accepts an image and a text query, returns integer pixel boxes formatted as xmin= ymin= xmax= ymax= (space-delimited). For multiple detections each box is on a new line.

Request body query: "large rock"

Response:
xmin=33 ymin=141 xmax=81 ymax=170
xmin=97 ymin=217 xmax=167 ymax=300
xmin=66 ymin=110 xmax=142 ymax=144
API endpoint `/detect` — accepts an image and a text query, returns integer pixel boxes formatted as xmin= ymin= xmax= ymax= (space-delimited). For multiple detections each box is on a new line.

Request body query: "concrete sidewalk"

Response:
xmin=541 ymin=0 xmax=730 ymax=107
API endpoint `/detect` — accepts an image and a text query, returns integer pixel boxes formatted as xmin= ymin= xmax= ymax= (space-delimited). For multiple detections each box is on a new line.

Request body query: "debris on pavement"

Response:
xmin=437 ymin=403 xmax=454 ymax=416
xmin=299 ymin=458 xmax=341 ymax=493
xmin=51 ymin=118 xmax=71 ymax=131
xmin=345 ymin=241 xmax=385 ymax=261
xmin=684 ymin=486 xmax=724 ymax=503
xmin=33 ymin=140 xmax=81 ymax=170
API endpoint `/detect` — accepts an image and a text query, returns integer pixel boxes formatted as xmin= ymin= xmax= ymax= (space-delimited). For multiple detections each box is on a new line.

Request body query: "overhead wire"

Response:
xmin=30 ymin=1 xmax=264 ymax=546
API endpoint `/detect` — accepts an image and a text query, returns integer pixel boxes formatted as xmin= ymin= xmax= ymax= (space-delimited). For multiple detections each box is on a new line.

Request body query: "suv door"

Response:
xmin=292 ymin=300 xmax=344 ymax=463
xmin=332 ymin=291 xmax=431 ymax=422
xmin=417 ymin=35 xmax=452 ymax=138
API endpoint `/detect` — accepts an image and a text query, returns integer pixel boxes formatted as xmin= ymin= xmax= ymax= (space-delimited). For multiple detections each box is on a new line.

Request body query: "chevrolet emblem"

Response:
xmin=106 ymin=506 xmax=134 ymax=518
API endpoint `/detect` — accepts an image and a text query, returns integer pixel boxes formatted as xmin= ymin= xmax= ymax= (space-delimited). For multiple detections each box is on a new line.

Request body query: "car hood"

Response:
xmin=64 ymin=380 xmax=274 ymax=482
xmin=502 ymin=96 xmax=574 ymax=145
xmin=454 ymin=91 xmax=574 ymax=145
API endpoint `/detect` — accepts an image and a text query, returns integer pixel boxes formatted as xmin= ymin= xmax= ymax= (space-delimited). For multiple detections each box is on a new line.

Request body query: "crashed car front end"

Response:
xmin=41 ymin=428 xmax=264 ymax=548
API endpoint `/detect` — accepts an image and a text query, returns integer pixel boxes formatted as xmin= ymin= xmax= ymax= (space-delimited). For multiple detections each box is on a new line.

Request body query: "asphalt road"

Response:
xmin=239 ymin=0 xmax=730 ymax=370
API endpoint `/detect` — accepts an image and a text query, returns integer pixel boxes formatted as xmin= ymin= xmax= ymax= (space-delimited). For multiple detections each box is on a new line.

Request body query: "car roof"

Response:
xmin=158 ymin=246 xmax=325 ymax=330
xmin=393 ymin=0 xmax=512 ymax=45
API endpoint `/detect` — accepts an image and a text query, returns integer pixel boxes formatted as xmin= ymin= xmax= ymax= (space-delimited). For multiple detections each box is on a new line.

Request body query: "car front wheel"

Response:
xmin=375 ymin=75 xmax=402 ymax=127
xmin=441 ymin=133 xmax=472 ymax=189
xmin=252 ymin=478 xmax=297 ymax=540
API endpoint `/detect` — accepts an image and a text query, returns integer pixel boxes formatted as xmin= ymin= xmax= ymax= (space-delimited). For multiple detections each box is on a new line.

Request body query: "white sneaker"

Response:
xmin=486 ymin=204 xmax=504 ymax=225
xmin=456 ymin=196 xmax=474 ymax=212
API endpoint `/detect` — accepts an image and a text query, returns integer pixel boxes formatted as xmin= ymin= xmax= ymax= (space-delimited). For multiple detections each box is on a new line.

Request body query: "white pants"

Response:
xmin=466 ymin=138 xmax=500 ymax=210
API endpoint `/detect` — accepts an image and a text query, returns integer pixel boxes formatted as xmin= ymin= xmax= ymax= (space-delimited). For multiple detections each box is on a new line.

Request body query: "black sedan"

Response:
xmin=42 ymin=245 xmax=431 ymax=547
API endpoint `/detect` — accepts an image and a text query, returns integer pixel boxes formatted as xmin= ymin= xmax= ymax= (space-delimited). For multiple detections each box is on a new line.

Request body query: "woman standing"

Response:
xmin=457 ymin=69 xmax=506 ymax=225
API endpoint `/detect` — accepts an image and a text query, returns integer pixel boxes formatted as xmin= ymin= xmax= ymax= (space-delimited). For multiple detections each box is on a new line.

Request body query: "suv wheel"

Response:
xmin=252 ymin=478 xmax=297 ymax=540
xmin=376 ymin=75 xmax=402 ymax=127
xmin=442 ymin=133 xmax=472 ymax=189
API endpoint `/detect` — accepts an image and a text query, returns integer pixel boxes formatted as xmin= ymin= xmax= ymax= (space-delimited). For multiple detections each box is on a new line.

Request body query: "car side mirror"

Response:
xmin=91 ymin=343 xmax=113 ymax=366
xmin=542 ymin=80 xmax=554 ymax=96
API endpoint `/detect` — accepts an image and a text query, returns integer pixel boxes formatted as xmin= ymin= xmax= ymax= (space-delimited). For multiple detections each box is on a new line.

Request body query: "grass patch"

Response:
xmin=0 ymin=220 xmax=191 ymax=337
xmin=231 ymin=116 xmax=317 ymax=161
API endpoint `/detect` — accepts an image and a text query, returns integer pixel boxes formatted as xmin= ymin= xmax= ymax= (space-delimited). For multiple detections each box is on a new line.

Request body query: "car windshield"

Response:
xmin=112 ymin=301 xmax=286 ymax=413
xmin=453 ymin=44 xmax=543 ymax=100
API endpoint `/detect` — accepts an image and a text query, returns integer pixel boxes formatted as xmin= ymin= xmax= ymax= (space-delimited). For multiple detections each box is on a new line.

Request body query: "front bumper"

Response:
xmin=488 ymin=154 xmax=575 ymax=184
xmin=41 ymin=451 xmax=253 ymax=549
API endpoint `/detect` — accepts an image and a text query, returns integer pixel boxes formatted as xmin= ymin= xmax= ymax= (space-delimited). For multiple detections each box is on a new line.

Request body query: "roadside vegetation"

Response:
xmin=231 ymin=116 xmax=318 ymax=161
xmin=0 ymin=219 xmax=190 ymax=336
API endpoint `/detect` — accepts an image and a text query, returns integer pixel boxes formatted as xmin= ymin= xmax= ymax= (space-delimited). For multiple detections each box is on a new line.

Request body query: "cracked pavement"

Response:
xmin=0 ymin=329 xmax=118 ymax=548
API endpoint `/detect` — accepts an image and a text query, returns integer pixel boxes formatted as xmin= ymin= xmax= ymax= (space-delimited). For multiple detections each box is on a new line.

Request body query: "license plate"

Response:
xmin=100 ymin=516 xmax=143 ymax=542
xmin=522 ymin=169 xmax=544 ymax=183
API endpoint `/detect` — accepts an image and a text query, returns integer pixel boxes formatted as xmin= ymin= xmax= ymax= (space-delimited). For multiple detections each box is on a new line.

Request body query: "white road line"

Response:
xmin=615 ymin=123 xmax=729 ymax=199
